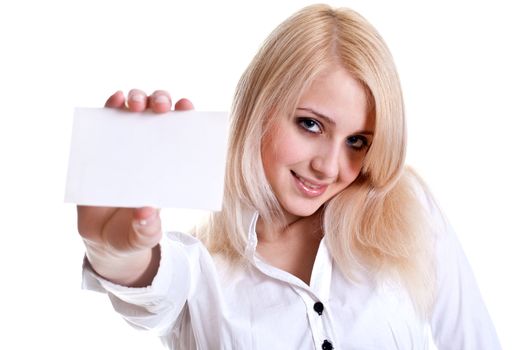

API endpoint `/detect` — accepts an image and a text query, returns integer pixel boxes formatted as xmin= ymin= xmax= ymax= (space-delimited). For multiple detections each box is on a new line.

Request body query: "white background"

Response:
xmin=1 ymin=0 xmax=523 ymax=349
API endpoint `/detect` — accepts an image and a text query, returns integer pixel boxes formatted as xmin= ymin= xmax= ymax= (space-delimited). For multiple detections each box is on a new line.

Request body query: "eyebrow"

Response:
xmin=296 ymin=107 xmax=374 ymax=136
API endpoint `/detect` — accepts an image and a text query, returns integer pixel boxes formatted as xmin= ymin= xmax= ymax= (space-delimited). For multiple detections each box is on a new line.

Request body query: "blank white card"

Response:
xmin=65 ymin=108 xmax=228 ymax=210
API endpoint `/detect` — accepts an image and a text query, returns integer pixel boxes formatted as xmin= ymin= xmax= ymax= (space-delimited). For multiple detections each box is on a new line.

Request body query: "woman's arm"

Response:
xmin=77 ymin=90 xmax=194 ymax=287
xmin=425 ymin=193 xmax=501 ymax=349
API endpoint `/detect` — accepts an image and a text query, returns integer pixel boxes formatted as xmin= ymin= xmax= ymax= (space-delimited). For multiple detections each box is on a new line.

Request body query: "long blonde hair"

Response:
xmin=197 ymin=4 xmax=436 ymax=318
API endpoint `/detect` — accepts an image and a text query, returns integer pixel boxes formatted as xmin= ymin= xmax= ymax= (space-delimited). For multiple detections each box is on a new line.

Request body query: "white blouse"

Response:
xmin=83 ymin=208 xmax=501 ymax=350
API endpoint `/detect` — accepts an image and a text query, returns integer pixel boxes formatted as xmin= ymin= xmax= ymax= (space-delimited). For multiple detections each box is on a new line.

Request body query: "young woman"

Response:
xmin=79 ymin=4 xmax=500 ymax=349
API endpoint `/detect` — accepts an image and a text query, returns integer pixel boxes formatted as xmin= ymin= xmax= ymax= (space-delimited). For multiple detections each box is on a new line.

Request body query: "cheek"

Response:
xmin=340 ymin=152 xmax=366 ymax=184
xmin=262 ymin=130 xmax=305 ymax=168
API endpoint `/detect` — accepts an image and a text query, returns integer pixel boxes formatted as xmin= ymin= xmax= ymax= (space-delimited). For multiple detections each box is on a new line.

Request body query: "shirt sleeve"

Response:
xmin=81 ymin=232 xmax=197 ymax=337
xmin=428 ymin=202 xmax=501 ymax=349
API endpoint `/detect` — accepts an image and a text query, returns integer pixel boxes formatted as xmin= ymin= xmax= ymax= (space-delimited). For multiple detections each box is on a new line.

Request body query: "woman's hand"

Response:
xmin=77 ymin=89 xmax=194 ymax=287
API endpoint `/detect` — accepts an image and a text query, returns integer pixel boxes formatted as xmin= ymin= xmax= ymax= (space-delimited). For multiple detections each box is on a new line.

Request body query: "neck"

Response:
xmin=256 ymin=209 xmax=324 ymax=244
xmin=254 ymin=209 xmax=325 ymax=285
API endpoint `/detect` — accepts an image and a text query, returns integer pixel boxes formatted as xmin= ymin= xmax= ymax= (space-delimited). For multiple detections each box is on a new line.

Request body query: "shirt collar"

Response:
xmin=241 ymin=210 xmax=333 ymax=298
xmin=243 ymin=210 xmax=259 ymax=259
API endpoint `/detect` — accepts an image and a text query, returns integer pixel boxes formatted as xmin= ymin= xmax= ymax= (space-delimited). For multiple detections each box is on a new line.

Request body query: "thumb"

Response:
xmin=129 ymin=207 xmax=162 ymax=250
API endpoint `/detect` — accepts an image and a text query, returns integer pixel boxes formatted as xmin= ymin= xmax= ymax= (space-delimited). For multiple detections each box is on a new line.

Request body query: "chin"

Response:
xmin=283 ymin=202 xmax=324 ymax=219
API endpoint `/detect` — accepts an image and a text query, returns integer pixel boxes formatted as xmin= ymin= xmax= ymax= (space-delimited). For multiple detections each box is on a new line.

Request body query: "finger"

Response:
xmin=174 ymin=98 xmax=194 ymax=111
xmin=129 ymin=207 xmax=162 ymax=250
xmin=148 ymin=90 xmax=172 ymax=113
xmin=99 ymin=207 xmax=161 ymax=252
xmin=127 ymin=89 xmax=148 ymax=112
xmin=77 ymin=205 xmax=118 ymax=242
xmin=104 ymin=91 xmax=125 ymax=108
xmin=132 ymin=206 xmax=160 ymax=225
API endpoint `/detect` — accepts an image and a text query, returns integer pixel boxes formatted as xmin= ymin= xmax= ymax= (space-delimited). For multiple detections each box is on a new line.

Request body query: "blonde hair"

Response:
xmin=197 ymin=4 xmax=436 ymax=318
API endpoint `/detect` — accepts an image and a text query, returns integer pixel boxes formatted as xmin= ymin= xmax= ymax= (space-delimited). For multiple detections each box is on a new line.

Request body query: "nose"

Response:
xmin=311 ymin=143 xmax=339 ymax=179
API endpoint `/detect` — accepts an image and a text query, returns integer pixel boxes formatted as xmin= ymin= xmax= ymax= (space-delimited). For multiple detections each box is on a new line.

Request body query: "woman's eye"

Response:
xmin=346 ymin=135 xmax=368 ymax=151
xmin=297 ymin=117 xmax=322 ymax=133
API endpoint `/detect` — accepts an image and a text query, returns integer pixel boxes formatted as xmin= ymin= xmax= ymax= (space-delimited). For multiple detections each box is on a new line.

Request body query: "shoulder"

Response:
xmin=402 ymin=167 xmax=464 ymax=281
xmin=403 ymin=166 xmax=449 ymax=235
xmin=163 ymin=230 xmax=216 ymax=265
xmin=166 ymin=231 xmax=202 ymax=246
xmin=164 ymin=230 xmax=235 ymax=273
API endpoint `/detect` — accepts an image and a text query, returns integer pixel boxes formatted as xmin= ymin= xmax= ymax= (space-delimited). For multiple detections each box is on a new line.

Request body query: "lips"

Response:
xmin=291 ymin=171 xmax=328 ymax=197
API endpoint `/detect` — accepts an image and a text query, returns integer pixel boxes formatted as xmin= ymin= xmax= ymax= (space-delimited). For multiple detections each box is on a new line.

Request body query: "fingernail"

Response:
xmin=134 ymin=216 xmax=153 ymax=229
xmin=130 ymin=94 xmax=145 ymax=103
xmin=134 ymin=208 xmax=158 ymax=227
xmin=154 ymin=95 xmax=170 ymax=105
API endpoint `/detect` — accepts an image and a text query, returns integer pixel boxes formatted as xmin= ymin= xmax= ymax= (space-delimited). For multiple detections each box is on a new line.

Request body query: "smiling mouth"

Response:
xmin=291 ymin=171 xmax=328 ymax=197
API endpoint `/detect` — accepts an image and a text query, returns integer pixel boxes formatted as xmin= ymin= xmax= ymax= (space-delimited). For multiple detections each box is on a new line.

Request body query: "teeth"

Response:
xmin=298 ymin=175 xmax=321 ymax=189
xmin=302 ymin=180 xmax=320 ymax=189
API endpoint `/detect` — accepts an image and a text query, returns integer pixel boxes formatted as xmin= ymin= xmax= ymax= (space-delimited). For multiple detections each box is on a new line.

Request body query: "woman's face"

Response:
xmin=262 ymin=67 xmax=374 ymax=224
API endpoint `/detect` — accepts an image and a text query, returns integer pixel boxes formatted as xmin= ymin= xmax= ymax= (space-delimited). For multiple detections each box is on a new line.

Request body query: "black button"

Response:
xmin=313 ymin=301 xmax=324 ymax=315
xmin=322 ymin=339 xmax=333 ymax=350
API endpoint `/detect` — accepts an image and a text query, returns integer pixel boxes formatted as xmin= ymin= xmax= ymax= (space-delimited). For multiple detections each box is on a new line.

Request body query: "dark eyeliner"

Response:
xmin=296 ymin=116 xmax=323 ymax=133
xmin=346 ymin=135 xmax=369 ymax=151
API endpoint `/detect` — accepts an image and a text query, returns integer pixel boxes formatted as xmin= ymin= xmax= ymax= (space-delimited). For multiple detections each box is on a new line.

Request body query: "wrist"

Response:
xmin=85 ymin=244 xmax=160 ymax=287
